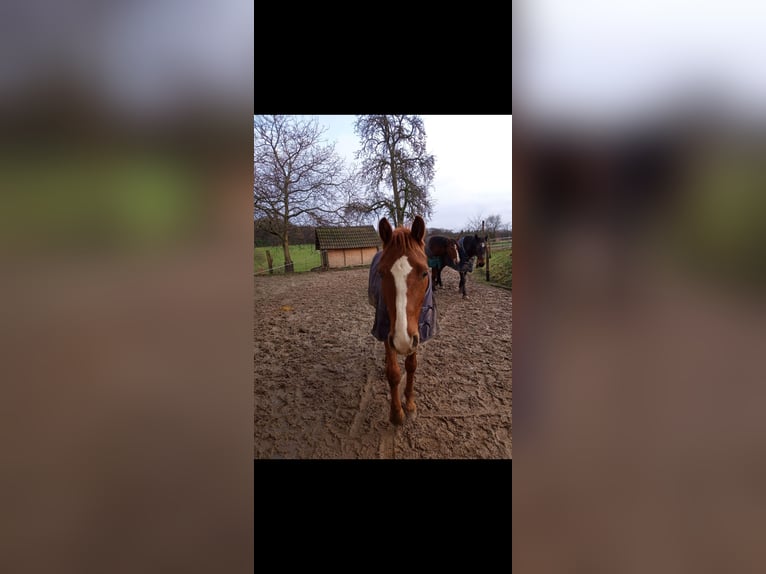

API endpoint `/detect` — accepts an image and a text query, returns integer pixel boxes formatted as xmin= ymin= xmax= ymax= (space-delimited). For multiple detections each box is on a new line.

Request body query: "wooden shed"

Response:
xmin=315 ymin=226 xmax=381 ymax=270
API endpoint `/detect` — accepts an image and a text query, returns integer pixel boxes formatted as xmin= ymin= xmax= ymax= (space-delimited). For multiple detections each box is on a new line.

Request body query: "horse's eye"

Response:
xmin=422 ymin=271 xmax=428 ymax=278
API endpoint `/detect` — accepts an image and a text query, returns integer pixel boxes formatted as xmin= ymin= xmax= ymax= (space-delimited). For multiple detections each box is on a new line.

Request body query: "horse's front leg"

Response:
xmin=460 ymin=272 xmax=467 ymax=298
xmin=404 ymin=351 xmax=417 ymax=417
xmin=384 ymin=339 xmax=405 ymax=425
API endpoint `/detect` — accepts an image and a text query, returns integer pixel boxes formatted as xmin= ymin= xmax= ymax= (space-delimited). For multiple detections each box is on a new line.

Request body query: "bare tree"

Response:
xmin=464 ymin=213 xmax=504 ymax=236
xmin=253 ymin=115 xmax=349 ymax=272
xmin=485 ymin=214 xmax=504 ymax=238
xmin=465 ymin=213 xmax=485 ymax=233
xmin=353 ymin=115 xmax=435 ymax=228
xmin=338 ymin=168 xmax=378 ymax=226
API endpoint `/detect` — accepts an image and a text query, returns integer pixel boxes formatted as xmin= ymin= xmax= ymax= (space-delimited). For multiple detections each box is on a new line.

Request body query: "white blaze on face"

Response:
xmin=390 ymin=255 xmax=413 ymax=354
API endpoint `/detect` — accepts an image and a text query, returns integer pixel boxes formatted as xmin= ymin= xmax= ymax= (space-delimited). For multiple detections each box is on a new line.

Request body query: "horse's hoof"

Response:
xmin=390 ymin=408 xmax=405 ymax=426
xmin=405 ymin=401 xmax=417 ymax=419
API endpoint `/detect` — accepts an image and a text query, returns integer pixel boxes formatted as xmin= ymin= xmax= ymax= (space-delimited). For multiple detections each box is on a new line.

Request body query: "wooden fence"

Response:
xmin=488 ymin=236 xmax=512 ymax=251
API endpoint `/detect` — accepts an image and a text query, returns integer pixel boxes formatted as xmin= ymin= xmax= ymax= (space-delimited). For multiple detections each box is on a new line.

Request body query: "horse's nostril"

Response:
xmin=412 ymin=335 xmax=419 ymax=348
xmin=388 ymin=335 xmax=394 ymax=347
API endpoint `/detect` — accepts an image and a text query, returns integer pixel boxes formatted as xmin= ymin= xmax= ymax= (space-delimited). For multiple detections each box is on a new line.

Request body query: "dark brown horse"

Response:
xmin=425 ymin=236 xmax=460 ymax=289
xmin=427 ymin=234 xmax=488 ymax=298
xmin=454 ymin=234 xmax=488 ymax=298
xmin=368 ymin=216 xmax=438 ymax=425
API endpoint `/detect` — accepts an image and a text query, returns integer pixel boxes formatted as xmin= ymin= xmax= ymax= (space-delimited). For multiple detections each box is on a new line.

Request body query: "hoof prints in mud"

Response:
xmin=254 ymin=267 xmax=511 ymax=459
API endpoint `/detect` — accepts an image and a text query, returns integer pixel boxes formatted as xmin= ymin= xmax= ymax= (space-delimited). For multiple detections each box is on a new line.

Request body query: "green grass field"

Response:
xmin=0 ymin=151 xmax=200 ymax=251
xmin=254 ymin=243 xmax=321 ymax=274
xmin=477 ymin=246 xmax=512 ymax=290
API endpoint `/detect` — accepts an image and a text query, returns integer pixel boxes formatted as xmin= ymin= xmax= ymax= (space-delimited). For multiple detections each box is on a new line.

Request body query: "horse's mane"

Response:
xmin=387 ymin=227 xmax=424 ymax=252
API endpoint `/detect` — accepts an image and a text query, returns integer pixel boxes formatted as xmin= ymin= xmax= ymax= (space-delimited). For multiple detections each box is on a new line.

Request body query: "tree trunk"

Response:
xmin=399 ymin=190 xmax=409 ymax=228
xmin=283 ymin=189 xmax=294 ymax=273
xmin=390 ymin=160 xmax=403 ymax=227
xmin=282 ymin=237 xmax=294 ymax=273
xmin=384 ymin=118 xmax=402 ymax=228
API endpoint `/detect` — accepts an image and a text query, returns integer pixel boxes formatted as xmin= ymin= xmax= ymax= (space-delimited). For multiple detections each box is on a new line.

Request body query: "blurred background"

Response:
xmin=514 ymin=1 xmax=766 ymax=572
xmin=0 ymin=1 xmax=253 ymax=572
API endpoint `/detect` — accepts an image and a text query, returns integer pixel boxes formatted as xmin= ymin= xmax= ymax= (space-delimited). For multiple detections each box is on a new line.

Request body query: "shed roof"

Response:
xmin=315 ymin=226 xmax=381 ymax=250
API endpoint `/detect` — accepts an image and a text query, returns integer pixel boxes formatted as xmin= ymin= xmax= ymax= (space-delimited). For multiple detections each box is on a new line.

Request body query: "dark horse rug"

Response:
xmin=368 ymin=250 xmax=439 ymax=343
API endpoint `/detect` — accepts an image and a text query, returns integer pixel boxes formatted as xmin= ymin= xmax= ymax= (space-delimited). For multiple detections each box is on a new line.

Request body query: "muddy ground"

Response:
xmin=254 ymin=265 xmax=512 ymax=459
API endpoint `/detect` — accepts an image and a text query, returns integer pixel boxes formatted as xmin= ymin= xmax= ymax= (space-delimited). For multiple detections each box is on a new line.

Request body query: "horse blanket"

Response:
xmin=455 ymin=237 xmax=475 ymax=273
xmin=368 ymin=250 xmax=439 ymax=343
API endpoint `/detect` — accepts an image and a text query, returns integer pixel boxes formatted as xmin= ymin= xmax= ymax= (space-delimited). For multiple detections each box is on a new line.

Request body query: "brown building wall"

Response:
xmin=326 ymin=247 xmax=380 ymax=268
xmin=327 ymin=250 xmax=345 ymax=268
xmin=343 ymin=249 xmax=363 ymax=267
xmin=360 ymin=247 xmax=378 ymax=265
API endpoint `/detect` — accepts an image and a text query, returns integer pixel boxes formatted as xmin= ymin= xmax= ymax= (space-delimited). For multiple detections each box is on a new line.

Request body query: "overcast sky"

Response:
xmin=519 ymin=0 xmax=766 ymax=124
xmin=313 ymin=115 xmax=512 ymax=232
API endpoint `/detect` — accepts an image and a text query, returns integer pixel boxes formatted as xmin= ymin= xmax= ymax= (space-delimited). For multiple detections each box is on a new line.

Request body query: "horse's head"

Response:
xmin=446 ymin=238 xmax=461 ymax=267
xmin=474 ymin=234 xmax=488 ymax=268
xmin=377 ymin=216 xmax=429 ymax=356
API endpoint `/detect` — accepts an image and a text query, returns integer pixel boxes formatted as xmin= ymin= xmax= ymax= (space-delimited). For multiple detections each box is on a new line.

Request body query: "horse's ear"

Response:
xmin=411 ymin=216 xmax=425 ymax=243
xmin=379 ymin=218 xmax=393 ymax=245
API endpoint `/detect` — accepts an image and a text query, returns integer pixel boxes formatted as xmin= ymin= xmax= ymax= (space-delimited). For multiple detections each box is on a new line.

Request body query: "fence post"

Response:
xmin=486 ymin=241 xmax=491 ymax=281
xmin=483 ymin=220 xmax=490 ymax=281
xmin=266 ymin=250 xmax=273 ymax=274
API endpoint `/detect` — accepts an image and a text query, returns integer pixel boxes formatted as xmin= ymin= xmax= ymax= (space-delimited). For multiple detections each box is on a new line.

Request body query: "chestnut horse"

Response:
xmin=368 ymin=216 xmax=438 ymax=425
